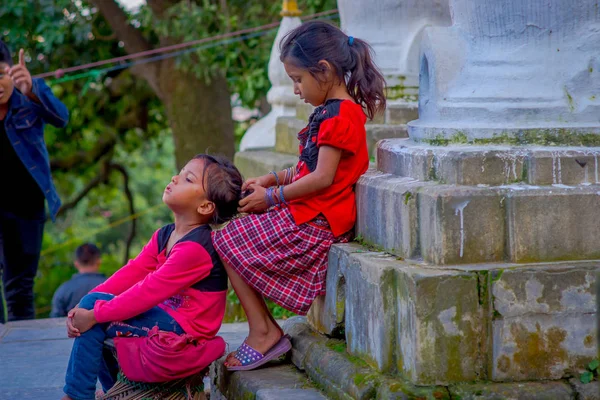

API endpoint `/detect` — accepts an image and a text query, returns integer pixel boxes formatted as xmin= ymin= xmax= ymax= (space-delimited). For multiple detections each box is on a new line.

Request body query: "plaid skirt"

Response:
xmin=211 ymin=207 xmax=348 ymax=315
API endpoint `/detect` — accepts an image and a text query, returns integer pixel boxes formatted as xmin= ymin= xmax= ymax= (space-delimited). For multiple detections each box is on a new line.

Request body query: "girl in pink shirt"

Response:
xmin=61 ymin=154 xmax=242 ymax=400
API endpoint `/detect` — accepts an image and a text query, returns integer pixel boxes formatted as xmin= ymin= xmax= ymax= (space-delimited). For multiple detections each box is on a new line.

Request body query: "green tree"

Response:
xmin=0 ymin=0 xmax=337 ymax=318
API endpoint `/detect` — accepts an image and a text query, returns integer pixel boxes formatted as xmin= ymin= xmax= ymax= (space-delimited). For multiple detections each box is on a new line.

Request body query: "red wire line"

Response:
xmin=33 ymin=9 xmax=338 ymax=79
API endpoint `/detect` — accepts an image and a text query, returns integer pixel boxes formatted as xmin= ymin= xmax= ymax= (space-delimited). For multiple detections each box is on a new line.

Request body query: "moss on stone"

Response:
xmin=510 ymin=323 xmax=568 ymax=378
xmin=352 ymin=372 xmax=379 ymax=387
xmin=422 ymin=129 xmax=600 ymax=147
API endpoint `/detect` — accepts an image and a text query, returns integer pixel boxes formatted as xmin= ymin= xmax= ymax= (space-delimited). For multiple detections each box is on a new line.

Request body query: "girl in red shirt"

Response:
xmin=212 ymin=20 xmax=387 ymax=371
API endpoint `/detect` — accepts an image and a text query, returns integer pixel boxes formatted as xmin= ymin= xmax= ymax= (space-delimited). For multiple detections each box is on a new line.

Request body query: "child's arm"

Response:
xmin=90 ymin=231 xmax=160 ymax=296
xmin=92 ymin=241 xmax=213 ymax=323
xmin=239 ymin=145 xmax=342 ymax=213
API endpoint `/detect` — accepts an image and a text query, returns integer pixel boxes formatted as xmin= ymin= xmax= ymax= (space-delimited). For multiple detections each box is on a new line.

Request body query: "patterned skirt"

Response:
xmin=211 ymin=207 xmax=349 ymax=315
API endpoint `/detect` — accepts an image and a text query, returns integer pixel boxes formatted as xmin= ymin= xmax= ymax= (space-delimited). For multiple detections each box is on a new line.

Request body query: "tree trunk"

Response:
xmin=158 ymin=60 xmax=235 ymax=168
xmin=91 ymin=0 xmax=235 ymax=168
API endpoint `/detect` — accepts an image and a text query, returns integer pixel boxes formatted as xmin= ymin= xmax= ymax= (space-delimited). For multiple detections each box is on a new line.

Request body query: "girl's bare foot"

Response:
xmin=61 ymin=396 xmax=74 ymax=400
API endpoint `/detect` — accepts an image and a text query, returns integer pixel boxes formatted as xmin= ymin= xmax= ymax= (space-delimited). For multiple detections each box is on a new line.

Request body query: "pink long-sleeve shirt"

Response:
xmin=91 ymin=224 xmax=227 ymax=340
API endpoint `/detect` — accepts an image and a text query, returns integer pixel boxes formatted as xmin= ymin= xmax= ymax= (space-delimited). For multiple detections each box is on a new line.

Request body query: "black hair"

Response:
xmin=280 ymin=20 xmax=387 ymax=120
xmin=193 ymin=154 xmax=243 ymax=224
xmin=75 ymin=243 xmax=101 ymax=266
xmin=0 ymin=40 xmax=12 ymax=67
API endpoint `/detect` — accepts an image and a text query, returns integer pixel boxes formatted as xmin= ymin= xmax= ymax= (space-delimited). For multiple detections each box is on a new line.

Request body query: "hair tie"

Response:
xmin=348 ymin=36 xmax=354 ymax=46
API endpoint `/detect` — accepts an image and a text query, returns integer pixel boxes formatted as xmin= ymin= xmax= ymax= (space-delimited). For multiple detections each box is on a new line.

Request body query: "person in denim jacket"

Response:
xmin=0 ymin=40 xmax=69 ymax=322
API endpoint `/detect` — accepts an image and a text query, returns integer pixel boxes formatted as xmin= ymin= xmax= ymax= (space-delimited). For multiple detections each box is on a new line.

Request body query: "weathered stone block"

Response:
xmin=395 ymin=265 xmax=484 ymax=385
xmin=377 ymin=379 xmax=450 ymax=399
xmin=295 ymin=102 xmax=314 ymax=122
xmin=449 ymin=381 xmax=574 ymax=399
xmin=385 ymin=101 xmax=419 ymax=125
xmin=435 ymin=148 xmax=526 ymax=186
xmin=234 ymin=150 xmax=297 ymax=179
xmin=366 ymin=125 xmax=408 ymax=158
xmin=355 ymin=170 xmax=425 ymax=260
xmin=282 ymin=316 xmax=322 ymax=370
xmin=307 ymin=243 xmax=366 ymax=336
xmin=275 ymin=116 xmax=304 ymax=155
xmin=506 ymin=186 xmax=600 ymax=263
xmin=256 ymin=389 xmax=328 ymax=400
xmin=304 ymin=339 xmax=379 ymax=400
xmin=418 ymin=185 xmax=505 ymax=265
xmin=527 ymin=149 xmax=600 ymax=186
xmin=569 ymin=378 xmax=600 ymax=400
xmin=344 ymin=252 xmax=400 ymax=373
xmin=490 ymin=264 xmax=599 ymax=381
xmin=331 ymin=244 xmax=484 ymax=385
xmin=377 ymin=139 xmax=434 ymax=181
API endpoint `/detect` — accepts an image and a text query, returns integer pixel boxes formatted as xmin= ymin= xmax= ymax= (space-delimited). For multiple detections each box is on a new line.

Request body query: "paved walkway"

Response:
xmin=0 ymin=318 xmax=249 ymax=400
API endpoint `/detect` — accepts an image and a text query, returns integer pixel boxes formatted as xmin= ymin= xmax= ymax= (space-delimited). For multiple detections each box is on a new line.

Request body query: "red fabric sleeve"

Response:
xmin=317 ymin=116 xmax=357 ymax=154
xmin=90 ymin=230 xmax=160 ymax=296
xmin=93 ymin=241 xmax=213 ymax=323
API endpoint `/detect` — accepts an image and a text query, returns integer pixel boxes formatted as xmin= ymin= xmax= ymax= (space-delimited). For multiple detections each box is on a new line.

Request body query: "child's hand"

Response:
xmin=238 ymin=184 xmax=268 ymax=213
xmin=66 ymin=307 xmax=81 ymax=338
xmin=71 ymin=308 xmax=97 ymax=334
xmin=242 ymin=175 xmax=272 ymax=192
xmin=6 ymin=49 xmax=32 ymax=96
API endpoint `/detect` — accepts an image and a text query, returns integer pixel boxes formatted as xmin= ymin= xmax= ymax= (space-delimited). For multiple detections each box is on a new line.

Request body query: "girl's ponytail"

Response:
xmin=346 ymin=38 xmax=386 ymax=120
xmin=280 ymin=21 xmax=387 ymax=120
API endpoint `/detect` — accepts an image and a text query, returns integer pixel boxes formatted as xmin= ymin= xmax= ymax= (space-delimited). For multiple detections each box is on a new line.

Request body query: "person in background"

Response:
xmin=0 ymin=39 xmax=69 ymax=322
xmin=51 ymin=244 xmax=106 ymax=318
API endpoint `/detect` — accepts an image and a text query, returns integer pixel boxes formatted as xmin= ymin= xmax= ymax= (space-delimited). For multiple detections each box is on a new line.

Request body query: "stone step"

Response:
xmin=356 ymin=168 xmax=600 ymax=264
xmin=234 ymin=149 xmax=298 ymax=179
xmin=378 ymin=138 xmax=600 ymax=186
xmin=306 ymin=242 xmax=598 ymax=386
xmin=210 ymin=358 xmax=330 ymax=400
xmin=275 ymin=116 xmax=305 ymax=155
xmin=285 ymin=316 xmax=583 ymax=399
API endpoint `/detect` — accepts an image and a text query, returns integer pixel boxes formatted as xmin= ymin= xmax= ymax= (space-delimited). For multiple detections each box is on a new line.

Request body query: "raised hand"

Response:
xmin=7 ymin=49 xmax=32 ymax=95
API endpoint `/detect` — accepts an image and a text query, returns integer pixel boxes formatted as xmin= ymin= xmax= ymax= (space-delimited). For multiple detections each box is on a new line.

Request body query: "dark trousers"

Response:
xmin=0 ymin=208 xmax=45 ymax=322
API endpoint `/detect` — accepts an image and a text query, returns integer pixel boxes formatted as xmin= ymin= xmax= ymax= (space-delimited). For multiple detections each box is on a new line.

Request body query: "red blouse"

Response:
xmin=289 ymin=99 xmax=368 ymax=237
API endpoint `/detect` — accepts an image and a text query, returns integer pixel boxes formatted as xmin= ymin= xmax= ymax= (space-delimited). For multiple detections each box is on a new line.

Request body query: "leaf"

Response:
xmin=580 ymin=370 xmax=594 ymax=384
xmin=589 ymin=359 xmax=599 ymax=372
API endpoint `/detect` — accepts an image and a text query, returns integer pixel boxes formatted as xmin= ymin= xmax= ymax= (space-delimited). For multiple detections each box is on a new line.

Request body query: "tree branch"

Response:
xmin=50 ymin=132 xmax=117 ymax=172
xmin=56 ymin=161 xmax=111 ymax=216
xmin=89 ymin=0 xmax=161 ymax=93
xmin=109 ymin=162 xmax=137 ymax=264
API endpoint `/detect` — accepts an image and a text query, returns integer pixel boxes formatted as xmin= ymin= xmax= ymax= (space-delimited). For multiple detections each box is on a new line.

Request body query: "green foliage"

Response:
xmin=580 ymin=359 xmax=599 ymax=384
xmin=1 ymin=0 xmax=337 ymax=318
xmin=137 ymin=0 xmax=337 ymax=108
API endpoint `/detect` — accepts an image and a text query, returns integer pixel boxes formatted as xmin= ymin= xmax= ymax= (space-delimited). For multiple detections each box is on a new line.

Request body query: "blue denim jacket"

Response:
xmin=4 ymin=78 xmax=69 ymax=221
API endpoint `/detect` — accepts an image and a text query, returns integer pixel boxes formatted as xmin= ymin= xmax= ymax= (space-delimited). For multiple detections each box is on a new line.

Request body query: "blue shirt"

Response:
xmin=2 ymin=78 xmax=69 ymax=221
xmin=50 ymin=272 xmax=107 ymax=317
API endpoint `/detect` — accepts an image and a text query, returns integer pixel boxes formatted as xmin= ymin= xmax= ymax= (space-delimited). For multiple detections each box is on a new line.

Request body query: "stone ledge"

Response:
xmin=283 ymin=317 xmax=592 ymax=399
xmin=377 ymin=139 xmax=600 ymax=186
xmin=210 ymin=357 xmax=328 ymax=400
xmin=308 ymin=243 xmax=599 ymax=385
xmin=449 ymin=381 xmax=575 ymax=399
xmin=234 ymin=150 xmax=298 ymax=179
xmin=283 ymin=317 xmax=450 ymax=400
xmin=356 ymin=169 xmax=600 ymax=264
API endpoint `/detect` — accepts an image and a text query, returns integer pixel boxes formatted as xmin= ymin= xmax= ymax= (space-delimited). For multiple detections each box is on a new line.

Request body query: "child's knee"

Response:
xmin=79 ymin=292 xmax=114 ymax=310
